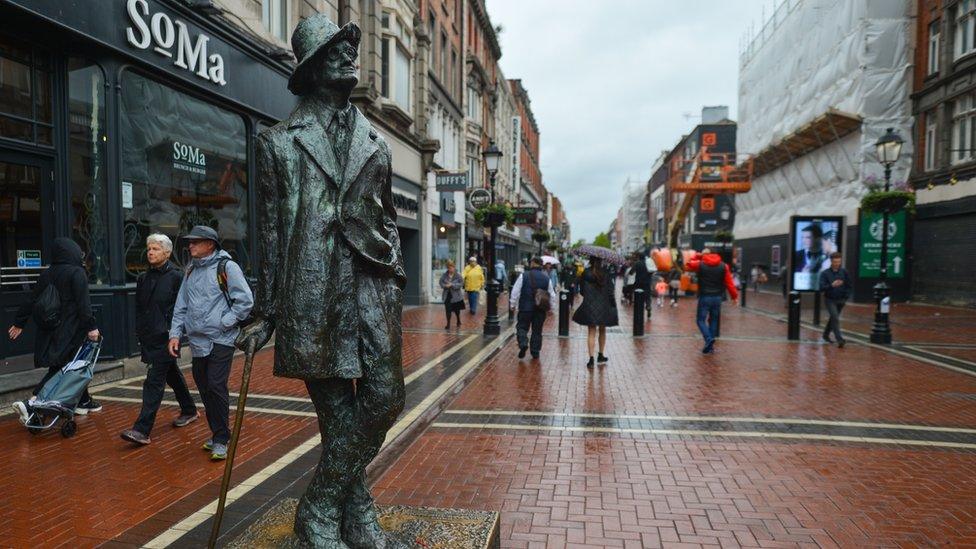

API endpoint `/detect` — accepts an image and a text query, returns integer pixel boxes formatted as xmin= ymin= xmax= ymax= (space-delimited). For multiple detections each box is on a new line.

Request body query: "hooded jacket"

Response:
xmin=169 ymin=250 xmax=253 ymax=358
xmin=686 ymin=252 xmax=739 ymax=301
xmin=14 ymin=238 xmax=96 ymax=368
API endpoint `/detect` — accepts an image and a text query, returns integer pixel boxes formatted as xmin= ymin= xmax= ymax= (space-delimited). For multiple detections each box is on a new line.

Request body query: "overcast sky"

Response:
xmin=487 ymin=1 xmax=769 ymax=242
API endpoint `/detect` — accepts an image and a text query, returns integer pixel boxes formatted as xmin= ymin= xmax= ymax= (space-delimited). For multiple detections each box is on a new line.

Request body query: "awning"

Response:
xmin=748 ymin=109 xmax=862 ymax=178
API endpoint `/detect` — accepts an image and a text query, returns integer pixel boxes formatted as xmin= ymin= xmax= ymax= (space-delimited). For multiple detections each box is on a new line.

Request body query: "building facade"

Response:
xmin=911 ymin=0 xmax=976 ymax=306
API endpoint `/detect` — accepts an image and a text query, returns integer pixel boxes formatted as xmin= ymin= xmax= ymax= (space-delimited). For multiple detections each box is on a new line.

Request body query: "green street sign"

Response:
xmin=858 ymin=210 xmax=906 ymax=279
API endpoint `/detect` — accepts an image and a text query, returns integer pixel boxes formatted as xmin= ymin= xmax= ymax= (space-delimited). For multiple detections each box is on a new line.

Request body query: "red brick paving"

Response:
xmin=0 ymin=305 xmax=476 ymax=548
xmin=374 ymin=290 xmax=976 ymax=547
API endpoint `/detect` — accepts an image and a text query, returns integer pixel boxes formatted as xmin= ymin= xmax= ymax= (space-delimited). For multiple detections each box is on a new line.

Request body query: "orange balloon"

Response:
xmin=651 ymin=248 xmax=672 ymax=271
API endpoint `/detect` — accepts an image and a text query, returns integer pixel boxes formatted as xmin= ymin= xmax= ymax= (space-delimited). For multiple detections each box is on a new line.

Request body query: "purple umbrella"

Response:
xmin=573 ymin=245 xmax=627 ymax=266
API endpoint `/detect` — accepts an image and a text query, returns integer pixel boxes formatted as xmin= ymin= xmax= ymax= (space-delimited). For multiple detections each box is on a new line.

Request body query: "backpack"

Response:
xmin=32 ymin=270 xmax=66 ymax=330
xmin=528 ymin=271 xmax=551 ymax=311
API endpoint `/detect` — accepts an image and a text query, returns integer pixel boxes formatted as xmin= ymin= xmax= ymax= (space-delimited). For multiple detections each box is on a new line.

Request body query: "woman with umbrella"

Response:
xmin=572 ymin=246 xmax=622 ymax=369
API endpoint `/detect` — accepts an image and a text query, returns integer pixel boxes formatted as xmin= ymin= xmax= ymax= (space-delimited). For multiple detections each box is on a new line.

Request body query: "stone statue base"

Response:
xmin=227 ymin=498 xmax=500 ymax=549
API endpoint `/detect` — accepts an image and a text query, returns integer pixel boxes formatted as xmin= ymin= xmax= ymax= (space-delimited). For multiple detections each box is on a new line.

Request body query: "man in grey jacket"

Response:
xmin=168 ymin=225 xmax=253 ymax=460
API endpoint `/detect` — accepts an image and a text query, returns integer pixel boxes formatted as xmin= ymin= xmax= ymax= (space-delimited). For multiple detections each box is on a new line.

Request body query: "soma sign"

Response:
xmin=125 ymin=0 xmax=227 ymax=86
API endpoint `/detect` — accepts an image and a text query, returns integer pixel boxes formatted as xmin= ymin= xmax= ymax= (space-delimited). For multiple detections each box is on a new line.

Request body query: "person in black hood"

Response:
xmin=8 ymin=237 xmax=101 ymax=418
xmin=120 ymin=234 xmax=199 ymax=446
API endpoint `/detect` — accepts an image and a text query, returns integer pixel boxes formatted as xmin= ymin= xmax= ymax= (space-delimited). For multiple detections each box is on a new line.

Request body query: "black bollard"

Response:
xmin=788 ymin=290 xmax=801 ymax=340
xmin=558 ymin=290 xmax=570 ymax=337
xmin=813 ymin=291 xmax=821 ymax=326
xmin=633 ymin=288 xmax=645 ymax=336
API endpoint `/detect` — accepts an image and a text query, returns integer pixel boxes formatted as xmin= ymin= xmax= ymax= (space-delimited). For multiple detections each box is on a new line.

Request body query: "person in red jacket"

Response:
xmin=686 ymin=248 xmax=738 ymax=354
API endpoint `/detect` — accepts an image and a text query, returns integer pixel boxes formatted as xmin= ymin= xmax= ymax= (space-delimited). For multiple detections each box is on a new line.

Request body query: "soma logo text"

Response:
xmin=126 ymin=0 xmax=227 ymax=86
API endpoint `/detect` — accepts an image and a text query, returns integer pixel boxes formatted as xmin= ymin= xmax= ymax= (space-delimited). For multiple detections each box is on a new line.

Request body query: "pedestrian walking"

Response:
xmin=560 ymin=261 xmax=579 ymax=303
xmin=655 ymin=277 xmax=668 ymax=308
xmin=439 ymin=260 xmax=465 ymax=330
xmin=818 ymin=252 xmax=851 ymax=348
xmin=9 ymin=238 xmax=102 ymax=423
xmin=573 ymin=257 xmax=618 ymax=368
xmin=462 ymin=256 xmax=485 ymax=315
xmin=687 ymin=248 xmax=739 ymax=354
xmin=668 ymin=267 xmax=681 ymax=307
xmin=509 ymin=257 xmax=557 ymax=360
xmin=633 ymin=252 xmax=653 ymax=318
xmin=120 ymin=234 xmax=198 ymax=446
xmin=494 ymin=258 xmax=507 ymax=292
xmin=168 ymin=226 xmax=253 ymax=460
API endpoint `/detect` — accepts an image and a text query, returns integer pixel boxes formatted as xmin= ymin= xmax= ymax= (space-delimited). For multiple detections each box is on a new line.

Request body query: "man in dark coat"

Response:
xmin=120 ymin=234 xmax=198 ymax=446
xmin=509 ymin=257 xmax=557 ymax=360
xmin=8 ymin=238 xmax=101 ymax=420
xmin=236 ymin=14 xmax=405 ymax=548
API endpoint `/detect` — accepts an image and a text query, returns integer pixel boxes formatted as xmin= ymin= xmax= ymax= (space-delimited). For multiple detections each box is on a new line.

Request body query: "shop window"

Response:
xmin=67 ymin=58 xmax=109 ymax=284
xmin=929 ymin=20 xmax=940 ymax=75
xmin=955 ymin=0 xmax=976 ymax=59
xmin=120 ymin=71 xmax=249 ymax=281
xmin=0 ymin=35 xmax=53 ymax=145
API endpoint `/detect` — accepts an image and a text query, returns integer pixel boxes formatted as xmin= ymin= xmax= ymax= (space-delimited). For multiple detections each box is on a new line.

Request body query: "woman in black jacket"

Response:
xmin=120 ymin=234 xmax=198 ymax=446
xmin=8 ymin=238 xmax=101 ymax=416
xmin=572 ymin=257 xmax=619 ymax=369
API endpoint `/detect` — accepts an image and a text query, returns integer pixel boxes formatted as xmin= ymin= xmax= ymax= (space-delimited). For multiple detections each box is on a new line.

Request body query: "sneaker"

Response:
xmin=518 ymin=347 xmax=527 ymax=359
xmin=211 ymin=442 xmax=228 ymax=460
xmin=11 ymin=400 xmax=30 ymax=425
xmin=838 ymin=340 xmax=846 ymax=348
xmin=531 ymin=352 xmax=540 ymax=360
xmin=172 ymin=412 xmax=199 ymax=428
xmin=822 ymin=335 xmax=833 ymax=344
xmin=586 ymin=357 xmax=595 ymax=369
xmin=702 ymin=341 xmax=715 ymax=354
xmin=120 ymin=429 xmax=151 ymax=445
xmin=597 ymin=353 xmax=609 ymax=363
xmin=202 ymin=439 xmax=214 ymax=451
xmin=75 ymin=398 xmax=102 ymax=415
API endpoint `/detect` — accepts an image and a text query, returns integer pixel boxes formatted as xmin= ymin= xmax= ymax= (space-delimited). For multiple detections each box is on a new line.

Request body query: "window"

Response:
xmin=0 ymin=35 xmax=52 ymax=145
xmin=440 ymin=32 xmax=447 ymax=85
xmin=956 ymin=0 xmax=976 ymax=59
xmin=67 ymin=58 xmax=109 ymax=284
xmin=120 ymin=71 xmax=250 ymax=280
xmin=394 ymin=45 xmax=411 ymax=108
xmin=925 ymin=114 xmax=937 ymax=171
xmin=952 ymin=93 xmax=976 ymax=164
xmin=929 ymin=20 xmax=941 ymax=75
xmin=427 ymin=15 xmax=435 ymax=68
xmin=466 ymin=142 xmax=480 ymax=189
xmin=451 ymin=48 xmax=458 ymax=98
xmin=262 ymin=0 xmax=289 ymax=41
xmin=467 ymin=86 xmax=480 ymax=123
xmin=380 ymin=39 xmax=390 ymax=97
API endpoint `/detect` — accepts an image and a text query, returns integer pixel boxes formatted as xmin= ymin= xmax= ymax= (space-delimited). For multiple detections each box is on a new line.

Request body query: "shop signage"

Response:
xmin=434 ymin=172 xmax=467 ymax=192
xmin=392 ymin=190 xmax=419 ymax=220
xmin=513 ymin=206 xmax=538 ymax=225
xmin=172 ymin=141 xmax=207 ymax=174
xmin=440 ymin=192 xmax=455 ymax=226
xmin=858 ymin=210 xmax=906 ymax=279
xmin=16 ymin=250 xmax=41 ymax=268
xmin=121 ymin=182 xmax=134 ymax=209
xmin=511 ymin=116 xmax=521 ymax=193
xmin=468 ymin=189 xmax=492 ymax=208
xmin=125 ymin=0 xmax=227 ymax=86
xmin=788 ymin=215 xmax=844 ymax=292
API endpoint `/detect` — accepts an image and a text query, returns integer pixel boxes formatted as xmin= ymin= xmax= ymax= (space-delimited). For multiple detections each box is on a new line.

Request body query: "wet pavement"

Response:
xmin=0 ymin=294 xmax=974 ymax=548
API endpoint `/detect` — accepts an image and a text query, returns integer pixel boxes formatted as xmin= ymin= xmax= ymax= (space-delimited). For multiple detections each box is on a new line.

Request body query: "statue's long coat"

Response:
xmin=254 ymin=99 xmax=405 ymax=380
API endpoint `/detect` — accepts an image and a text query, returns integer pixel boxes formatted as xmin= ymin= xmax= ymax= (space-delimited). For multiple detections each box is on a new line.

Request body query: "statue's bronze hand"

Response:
xmin=236 ymin=318 xmax=273 ymax=352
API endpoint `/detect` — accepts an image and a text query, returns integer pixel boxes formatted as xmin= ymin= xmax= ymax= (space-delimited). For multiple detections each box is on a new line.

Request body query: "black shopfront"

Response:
xmin=0 ymin=0 xmax=296 ymax=372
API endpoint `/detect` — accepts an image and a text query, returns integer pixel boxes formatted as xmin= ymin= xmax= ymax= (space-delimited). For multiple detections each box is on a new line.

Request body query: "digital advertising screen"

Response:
xmin=789 ymin=216 xmax=844 ymax=292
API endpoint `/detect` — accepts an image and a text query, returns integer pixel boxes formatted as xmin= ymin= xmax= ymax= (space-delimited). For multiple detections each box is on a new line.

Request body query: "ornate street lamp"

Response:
xmin=869 ymin=128 xmax=903 ymax=344
xmin=482 ymin=140 xmax=503 ymax=336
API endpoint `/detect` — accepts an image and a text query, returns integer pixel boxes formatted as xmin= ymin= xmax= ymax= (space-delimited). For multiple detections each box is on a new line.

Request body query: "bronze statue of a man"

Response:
xmin=237 ymin=14 xmax=406 ymax=548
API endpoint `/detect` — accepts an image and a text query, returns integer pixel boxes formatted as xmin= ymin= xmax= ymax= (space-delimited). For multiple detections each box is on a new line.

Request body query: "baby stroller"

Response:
xmin=24 ymin=338 xmax=102 ymax=438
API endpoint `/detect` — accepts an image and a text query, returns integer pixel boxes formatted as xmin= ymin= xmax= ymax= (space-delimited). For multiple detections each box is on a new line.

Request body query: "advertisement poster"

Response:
xmin=790 ymin=216 xmax=843 ymax=292
xmin=858 ymin=210 xmax=906 ymax=279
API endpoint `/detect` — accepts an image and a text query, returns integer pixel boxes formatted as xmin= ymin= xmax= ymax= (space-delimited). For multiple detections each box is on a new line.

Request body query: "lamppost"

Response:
xmin=869 ymin=127 xmax=903 ymax=344
xmin=482 ymin=140 xmax=503 ymax=336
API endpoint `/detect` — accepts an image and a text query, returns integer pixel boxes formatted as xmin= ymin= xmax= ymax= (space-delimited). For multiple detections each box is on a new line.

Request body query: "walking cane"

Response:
xmin=208 ymin=338 xmax=257 ymax=549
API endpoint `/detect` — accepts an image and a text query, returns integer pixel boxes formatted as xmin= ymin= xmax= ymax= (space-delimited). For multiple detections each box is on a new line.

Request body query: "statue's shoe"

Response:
xmin=294 ymin=500 xmax=349 ymax=549
xmin=342 ymin=518 xmax=394 ymax=549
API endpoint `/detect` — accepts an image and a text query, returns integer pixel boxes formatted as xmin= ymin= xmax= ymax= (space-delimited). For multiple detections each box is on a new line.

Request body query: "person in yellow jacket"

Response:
xmin=462 ymin=256 xmax=485 ymax=314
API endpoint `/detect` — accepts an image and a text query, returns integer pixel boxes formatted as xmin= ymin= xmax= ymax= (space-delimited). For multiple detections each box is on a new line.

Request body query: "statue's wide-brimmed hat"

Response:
xmin=288 ymin=14 xmax=361 ymax=95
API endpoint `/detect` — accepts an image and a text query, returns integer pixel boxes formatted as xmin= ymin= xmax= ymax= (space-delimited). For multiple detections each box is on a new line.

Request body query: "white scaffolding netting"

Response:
xmin=735 ymin=0 xmax=914 ymax=240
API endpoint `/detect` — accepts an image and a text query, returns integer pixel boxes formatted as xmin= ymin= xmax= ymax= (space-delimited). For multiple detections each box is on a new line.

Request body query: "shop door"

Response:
xmin=0 ymin=152 xmax=54 ymax=373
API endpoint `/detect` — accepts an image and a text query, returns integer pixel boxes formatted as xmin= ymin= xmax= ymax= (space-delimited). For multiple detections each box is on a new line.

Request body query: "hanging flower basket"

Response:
xmin=713 ymin=230 xmax=734 ymax=243
xmin=532 ymin=231 xmax=551 ymax=243
xmin=860 ymin=190 xmax=915 ymax=215
xmin=473 ymin=203 xmax=514 ymax=228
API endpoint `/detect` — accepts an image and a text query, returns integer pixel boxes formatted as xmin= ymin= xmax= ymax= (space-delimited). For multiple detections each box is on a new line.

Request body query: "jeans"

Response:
xmin=516 ymin=309 xmax=547 ymax=355
xmin=191 ymin=343 xmax=234 ymax=444
xmin=696 ymin=295 xmax=723 ymax=345
xmin=824 ymin=298 xmax=846 ymax=343
xmin=133 ymin=358 xmax=197 ymax=435
xmin=467 ymin=291 xmax=480 ymax=314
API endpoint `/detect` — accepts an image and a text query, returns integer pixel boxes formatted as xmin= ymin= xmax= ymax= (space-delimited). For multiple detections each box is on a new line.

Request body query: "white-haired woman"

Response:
xmin=120 ymin=234 xmax=198 ymax=446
